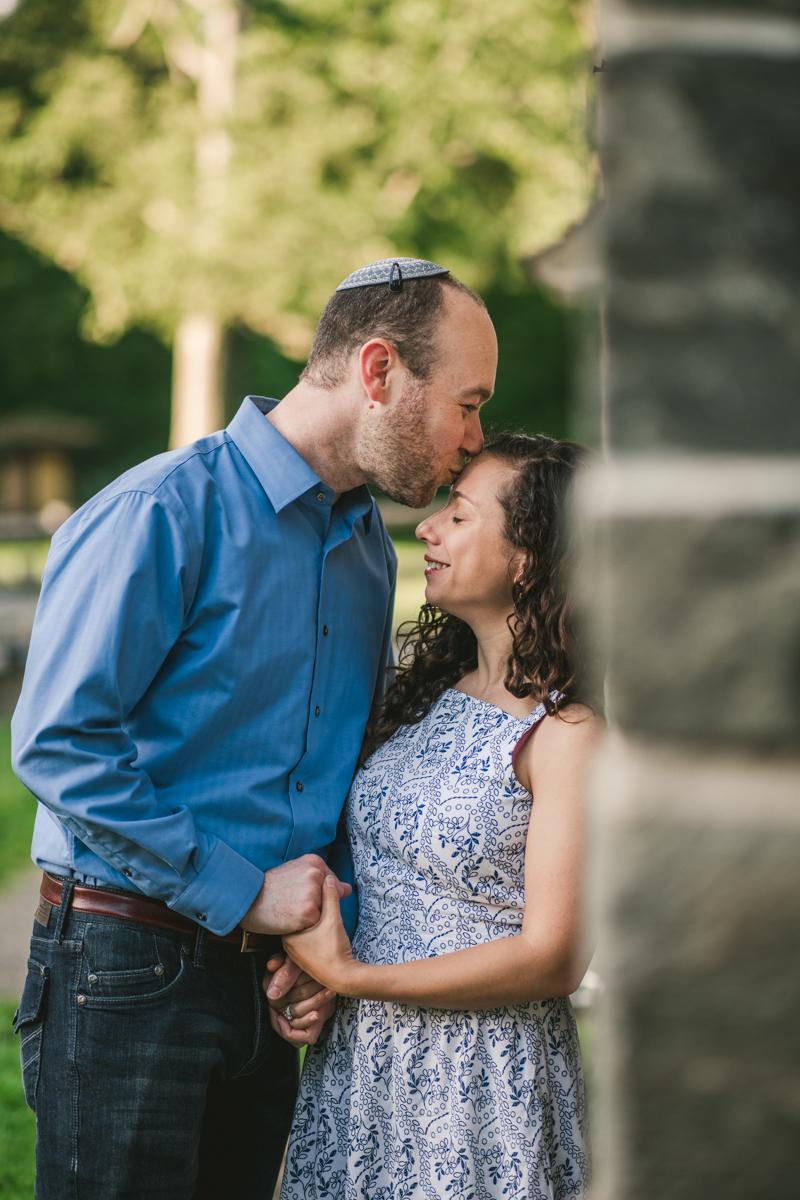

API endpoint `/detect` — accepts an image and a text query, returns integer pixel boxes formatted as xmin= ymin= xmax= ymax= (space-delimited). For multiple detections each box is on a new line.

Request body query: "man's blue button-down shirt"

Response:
xmin=12 ymin=397 xmax=397 ymax=935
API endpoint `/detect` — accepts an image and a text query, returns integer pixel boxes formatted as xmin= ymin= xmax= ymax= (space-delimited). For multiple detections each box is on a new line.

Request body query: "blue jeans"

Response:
xmin=15 ymin=880 xmax=299 ymax=1199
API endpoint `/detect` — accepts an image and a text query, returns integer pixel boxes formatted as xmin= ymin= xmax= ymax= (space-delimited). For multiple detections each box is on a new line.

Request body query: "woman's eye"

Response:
xmin=451 ymin=516 xmax=463 ymax=524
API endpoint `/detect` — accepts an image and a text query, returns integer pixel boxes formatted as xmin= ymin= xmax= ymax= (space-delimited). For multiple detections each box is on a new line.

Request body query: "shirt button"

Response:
xmin=323 ymin=625 xmax=329 ymax=636
xmin=316 ymin=491 xmax=326 ymax=502
xmin=77 ymin=995 xmax=87 ymax=1006
xmin=315 ymin=706 xmax=320 ymax=717
xmin=87 ymin=973 xmax=98 ymax=985
xmin=196 ymin=913 xmax=207 ymax=922
xmin=122 ymin=868 xmax=132 ymax=878
xmin=296 ymin=781 xmax=304 ymax=792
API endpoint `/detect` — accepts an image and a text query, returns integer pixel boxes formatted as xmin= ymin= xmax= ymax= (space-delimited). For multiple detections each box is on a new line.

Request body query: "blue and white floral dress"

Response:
xmin=281 ymin=688 xmax=589 ymax=1200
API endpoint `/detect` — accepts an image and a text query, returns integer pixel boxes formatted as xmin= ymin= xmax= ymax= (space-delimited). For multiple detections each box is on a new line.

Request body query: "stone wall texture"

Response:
xmin=588 ymin=0 xmax=800 ymax=1195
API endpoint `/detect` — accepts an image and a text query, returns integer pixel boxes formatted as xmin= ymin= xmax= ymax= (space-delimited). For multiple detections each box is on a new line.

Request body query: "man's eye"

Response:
xmin=463 ymin=405 xmax=477 ymax=415
xmin=452 ymin=516 xmax=463 ymax=524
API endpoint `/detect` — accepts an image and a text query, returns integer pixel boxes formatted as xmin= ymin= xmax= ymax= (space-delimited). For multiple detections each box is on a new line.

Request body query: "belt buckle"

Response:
xmin=240 ymin=929 xmax=260 ymax=953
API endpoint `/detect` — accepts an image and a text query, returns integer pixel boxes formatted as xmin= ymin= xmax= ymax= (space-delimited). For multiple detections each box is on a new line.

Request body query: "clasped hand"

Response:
xmin=243 ymin=854 xmax=352 ymax=1046
xmin=262 ymin=877 xmax=356 ymax=1047
xmin=241 ymin=853 xmax=351 ymax=936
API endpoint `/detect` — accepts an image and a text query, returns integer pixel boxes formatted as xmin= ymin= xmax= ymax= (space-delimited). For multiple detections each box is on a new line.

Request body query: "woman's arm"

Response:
xmin=283 ymin=706 xmax=603 ymax=1010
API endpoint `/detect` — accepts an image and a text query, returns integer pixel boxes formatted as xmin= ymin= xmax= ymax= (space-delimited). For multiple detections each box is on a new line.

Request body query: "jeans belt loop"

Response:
xmin=52 ymin=878 xmax=76 ymax=945
xmin=192 ymin=927 xmax=208 ymax=970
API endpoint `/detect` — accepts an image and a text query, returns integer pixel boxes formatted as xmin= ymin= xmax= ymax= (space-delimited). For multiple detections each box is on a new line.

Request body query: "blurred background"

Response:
xmin=0 ymin=0 xmax=598 ymax=636
xmin=0 ymin=0 xmax=599 ymax=1192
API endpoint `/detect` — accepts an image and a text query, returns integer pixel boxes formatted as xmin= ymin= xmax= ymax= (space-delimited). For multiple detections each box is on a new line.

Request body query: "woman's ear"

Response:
xmin=509 ymin=550 xmax=527 ymax=587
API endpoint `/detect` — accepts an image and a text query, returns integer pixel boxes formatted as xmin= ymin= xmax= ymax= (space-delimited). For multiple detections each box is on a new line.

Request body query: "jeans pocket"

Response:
xmin=80 ymin=923 xmax=186 ymax=1007
xmin=14 ymin=958 xmax=49 ymax=1111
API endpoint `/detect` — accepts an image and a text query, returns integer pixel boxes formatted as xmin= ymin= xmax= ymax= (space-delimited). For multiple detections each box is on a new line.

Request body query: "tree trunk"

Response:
xmin=169 ymin=313 xmax=223 ymax=449
xmin=168 ymin=3 xmax=238 ymax=448
xmin=111 ymin=3 xmax=240 ymax=449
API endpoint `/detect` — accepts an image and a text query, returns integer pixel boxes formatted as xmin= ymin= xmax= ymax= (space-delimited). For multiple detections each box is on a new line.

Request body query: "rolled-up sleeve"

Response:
xmin=11 ymin=490 xmax=264 ymax=935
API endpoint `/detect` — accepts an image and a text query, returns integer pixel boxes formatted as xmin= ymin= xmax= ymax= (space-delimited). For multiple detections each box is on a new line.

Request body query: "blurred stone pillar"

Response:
xmin=585 ymin=1 xmax=800 ymax=1196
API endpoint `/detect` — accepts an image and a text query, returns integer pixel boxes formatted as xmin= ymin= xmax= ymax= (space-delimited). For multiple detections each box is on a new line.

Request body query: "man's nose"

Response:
xmin=462 ymin=413 xmax=484 ymax=457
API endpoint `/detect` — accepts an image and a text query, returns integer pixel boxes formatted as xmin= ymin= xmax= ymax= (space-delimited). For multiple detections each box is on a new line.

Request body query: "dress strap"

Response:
xmin=511 ymin=703 xmax=549 ymax=776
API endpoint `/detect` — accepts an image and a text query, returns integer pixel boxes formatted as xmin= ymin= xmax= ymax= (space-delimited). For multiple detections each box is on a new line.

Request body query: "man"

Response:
xmin=12 ymin=256 xmax=497 ymax=1199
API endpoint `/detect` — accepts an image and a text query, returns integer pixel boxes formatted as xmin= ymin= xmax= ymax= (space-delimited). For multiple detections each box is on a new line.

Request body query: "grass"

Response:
xmin=0 ymin=1000 xmax=36 ymax=1199
xmin=0 ymin=720 xmax=37 ymax=893
xmin=0 ymin=716 xmax=37 ymax=1195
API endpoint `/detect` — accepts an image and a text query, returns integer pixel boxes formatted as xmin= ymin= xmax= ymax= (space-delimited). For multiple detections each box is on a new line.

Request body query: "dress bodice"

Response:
xmin=283 ymin=687 xmax=589 ymax=1200
xmin=348 ymin=689 xmax=546 ymax=967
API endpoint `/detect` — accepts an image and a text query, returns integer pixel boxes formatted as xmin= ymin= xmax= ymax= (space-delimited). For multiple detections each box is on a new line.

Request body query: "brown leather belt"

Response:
xmin=40 ymin=873 xmax=275 ymax=953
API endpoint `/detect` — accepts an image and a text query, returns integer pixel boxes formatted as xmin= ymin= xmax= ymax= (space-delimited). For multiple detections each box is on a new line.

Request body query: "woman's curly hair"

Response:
xmin=360 ymin=433 xmax=589 ymax=765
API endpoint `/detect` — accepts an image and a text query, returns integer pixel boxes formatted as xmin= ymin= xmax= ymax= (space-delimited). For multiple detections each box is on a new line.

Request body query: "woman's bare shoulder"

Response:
xmin=536 ymin=704 xmax=604 ymax=748
xmin=515 ymin=704 xmax=604 ymax=793
xmin=549 ymin=702 xmax=603 ymax=729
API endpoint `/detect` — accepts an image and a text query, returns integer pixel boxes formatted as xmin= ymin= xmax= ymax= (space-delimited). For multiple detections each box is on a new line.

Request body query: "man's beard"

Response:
xmin=361 ymin=378 xmax=465 ymax=508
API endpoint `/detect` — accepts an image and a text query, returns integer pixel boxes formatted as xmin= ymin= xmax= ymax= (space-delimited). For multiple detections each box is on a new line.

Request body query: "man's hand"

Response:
xmin=264 ymin=952 xmax=337 ymax=1047
xmin=263 ymin=954 xmax=310 ymax=1005
xmin=263 ymin=953 xmax=332 ymax=1010
xmin=240 ymin=854 xmax=352 ymax=935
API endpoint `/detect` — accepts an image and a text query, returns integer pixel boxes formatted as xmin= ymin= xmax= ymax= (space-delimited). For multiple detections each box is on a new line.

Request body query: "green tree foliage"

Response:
xmin=0 ymin=0 xmax=591 ymax=351
xmin=482 ymin=282 xmax=571 ymax=438
xmin=0 ymin=229 xmax=170 ymax=501
xmin=0 ymin=228 xmax=572 ymax=512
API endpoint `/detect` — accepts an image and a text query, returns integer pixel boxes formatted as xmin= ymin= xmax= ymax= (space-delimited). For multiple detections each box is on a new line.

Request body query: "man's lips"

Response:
xmin=442 ymin=460 xmax=465 ymax=484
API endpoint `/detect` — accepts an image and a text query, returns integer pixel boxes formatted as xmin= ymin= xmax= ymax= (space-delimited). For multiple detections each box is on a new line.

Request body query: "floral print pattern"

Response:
xmin=281 ymin=689 xmax=588 ymax=1200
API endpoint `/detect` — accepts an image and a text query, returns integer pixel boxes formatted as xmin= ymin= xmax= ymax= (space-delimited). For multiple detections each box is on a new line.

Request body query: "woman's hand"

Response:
xmin=262 ymin=951 xmax=337 ymax=1047
xmin=267 ymin=992 xmax=337 ymax=1047
xmin=282 ymin=876 xmax=355 ymax=993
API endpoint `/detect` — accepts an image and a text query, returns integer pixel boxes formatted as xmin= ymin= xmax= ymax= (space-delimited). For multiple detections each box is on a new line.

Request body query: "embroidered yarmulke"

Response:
xmin=336 ymin=257 xmax=450 ymax=292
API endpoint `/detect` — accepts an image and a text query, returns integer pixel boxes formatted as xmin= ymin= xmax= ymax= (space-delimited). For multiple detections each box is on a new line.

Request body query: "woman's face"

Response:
xmin=415 ymin=454 xmax=523 ymax=624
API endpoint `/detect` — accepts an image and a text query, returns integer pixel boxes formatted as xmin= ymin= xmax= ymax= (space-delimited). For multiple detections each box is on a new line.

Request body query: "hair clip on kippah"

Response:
xmin=335 ymin=257 xmax=450 ymax=291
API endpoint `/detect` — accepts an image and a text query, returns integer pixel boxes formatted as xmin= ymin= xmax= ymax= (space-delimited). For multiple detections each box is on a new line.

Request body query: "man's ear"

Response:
xmin=359 ymin=338 xmax=399 ymax=407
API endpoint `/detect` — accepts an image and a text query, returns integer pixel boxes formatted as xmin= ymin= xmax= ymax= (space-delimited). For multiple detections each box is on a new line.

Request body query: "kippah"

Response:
xmin=336 ymin=257 xmax=450 ymax=292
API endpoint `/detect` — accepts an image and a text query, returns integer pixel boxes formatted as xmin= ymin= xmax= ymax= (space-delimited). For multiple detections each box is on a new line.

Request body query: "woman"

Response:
xmin=279 ymin=434 xmax=601 ymax=1200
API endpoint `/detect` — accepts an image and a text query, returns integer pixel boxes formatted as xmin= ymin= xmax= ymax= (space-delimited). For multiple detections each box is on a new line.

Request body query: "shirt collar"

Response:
xmin=227 ymin=396 xmax=321 ymax=512
xmin=227 ymin=396 xmax=374 ymax=531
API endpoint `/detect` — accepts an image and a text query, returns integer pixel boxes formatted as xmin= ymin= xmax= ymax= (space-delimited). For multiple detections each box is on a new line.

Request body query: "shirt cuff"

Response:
xmin=170 ymin=839 xmax=265 ymax=936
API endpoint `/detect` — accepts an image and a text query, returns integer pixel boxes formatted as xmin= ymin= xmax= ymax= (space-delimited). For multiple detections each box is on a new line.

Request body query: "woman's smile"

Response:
xmin=424 ymin=557 xmax=450 ymax=576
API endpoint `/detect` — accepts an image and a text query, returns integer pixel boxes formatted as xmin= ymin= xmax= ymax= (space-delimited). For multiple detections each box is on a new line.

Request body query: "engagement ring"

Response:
xmin=283 ymin=1004 xmax=294 ymax=1021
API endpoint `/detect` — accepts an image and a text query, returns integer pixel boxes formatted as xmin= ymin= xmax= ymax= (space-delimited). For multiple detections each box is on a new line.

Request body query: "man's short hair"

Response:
xmin=302 ymin=274 xmax=486 ymax=389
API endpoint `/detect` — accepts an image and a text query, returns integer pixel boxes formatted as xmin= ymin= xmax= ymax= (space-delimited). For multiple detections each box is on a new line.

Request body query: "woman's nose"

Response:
xmin=416 ymin=515 xmax=437 ymax=543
